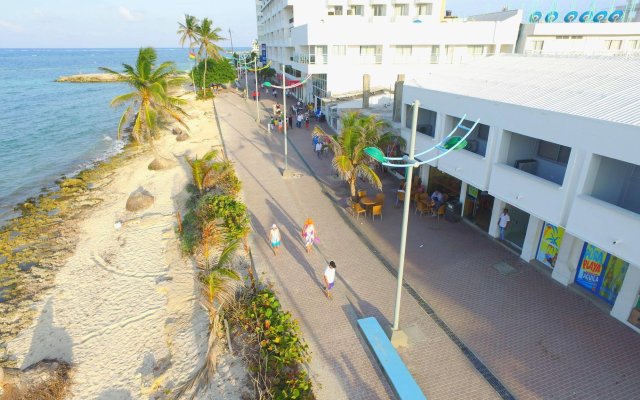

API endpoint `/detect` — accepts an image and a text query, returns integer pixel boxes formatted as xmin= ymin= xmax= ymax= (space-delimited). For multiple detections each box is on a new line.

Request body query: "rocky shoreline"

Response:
xmin=54 ymin=73 xmax=125 ymax=83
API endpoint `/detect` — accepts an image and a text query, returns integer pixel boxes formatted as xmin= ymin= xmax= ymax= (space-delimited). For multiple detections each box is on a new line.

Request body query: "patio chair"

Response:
xmin=357 ymin=190 xmax=368 ymax=199
xmin=436 ymin=204 xmax=446 ymax=222
xmin=395 ymin=191 xmax=405 ymax=207
xmin=371 ymin=205 xmax=382 ymax=221
xmin=374 ymin=193 xmax=385 ymax=207
xmin=353 ymin=203 xmax=367 ymax=219
xmin=415 ymin=201 xmax=430 ymax=216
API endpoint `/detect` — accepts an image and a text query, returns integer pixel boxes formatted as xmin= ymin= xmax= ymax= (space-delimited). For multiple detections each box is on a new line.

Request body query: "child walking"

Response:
xmin=323 ymin=261 xmax=336 ymax=300
xmin=269 ymin=224 xmax=281 ymax=256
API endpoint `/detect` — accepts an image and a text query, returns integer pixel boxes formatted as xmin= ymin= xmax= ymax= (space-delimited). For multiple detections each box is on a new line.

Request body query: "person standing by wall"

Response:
xmin=323 ymin=261 xmax=337 ymax=300
xmin=498 ymin=208 xmax=510 ymax=241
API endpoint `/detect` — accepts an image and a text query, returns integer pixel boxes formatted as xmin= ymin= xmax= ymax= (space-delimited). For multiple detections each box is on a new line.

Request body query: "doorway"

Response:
xmin=463 ymin=185 xmax=494 ymax=232
xmin=503 ymin=204 xmax=530 ymax=249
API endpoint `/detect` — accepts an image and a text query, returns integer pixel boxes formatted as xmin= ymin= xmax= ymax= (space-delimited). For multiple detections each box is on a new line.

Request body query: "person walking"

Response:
xmin=301 ymin=218 xmax=316 ymax=254
xmin=269 ymin=224 xmax=282 ymax=256
xmin=297 ymin=113 xmax=303 ymax=128
xmin=288 ymin=114 xmax=293 ymax=129
xmin=323 ymin=261 xmax=337 ymax=300
xmin=498 ymin=208 xmax=510 ymax=241
xmin=272 ymin=88 xmax=277 ymax=98
xmin=277 ymin=118 xmax=283 ymax=134
xmin=315 ymin=140 xmax=323 ymax=159
xmin=305 ymin=114 xmax=310 ymax=130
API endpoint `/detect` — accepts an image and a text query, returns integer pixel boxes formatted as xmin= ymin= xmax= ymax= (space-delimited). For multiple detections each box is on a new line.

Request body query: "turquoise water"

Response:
xmin=0 ymin=48 xmax=245 ymax=222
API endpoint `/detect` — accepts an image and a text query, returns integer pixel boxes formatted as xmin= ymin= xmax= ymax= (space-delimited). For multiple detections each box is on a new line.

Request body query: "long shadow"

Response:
xmin=22 ymin=298 xmax=73 ymax=368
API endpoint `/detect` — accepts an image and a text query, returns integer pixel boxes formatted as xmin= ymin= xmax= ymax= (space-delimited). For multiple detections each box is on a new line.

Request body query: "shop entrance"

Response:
xmin=427 ymin=168 xmax=461 ymax=204
xmin=463 ymin=185 xmax=494 ymax=232
xmin=503 ymin=204 xmax=530 ymax=249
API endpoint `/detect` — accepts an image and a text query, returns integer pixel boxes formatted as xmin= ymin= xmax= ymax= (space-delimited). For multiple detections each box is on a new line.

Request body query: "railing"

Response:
xmin=292 ymin=54 xmax=328 ymax=64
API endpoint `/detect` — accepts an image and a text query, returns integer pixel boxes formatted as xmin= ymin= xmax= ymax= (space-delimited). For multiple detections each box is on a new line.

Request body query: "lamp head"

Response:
xmin=443 ymin=136 xmax=468 ymax=150
xmin=364 ymin=147 xmax=387 ymax=163
xmin=263 ymin=81 xmax=272 ymax=87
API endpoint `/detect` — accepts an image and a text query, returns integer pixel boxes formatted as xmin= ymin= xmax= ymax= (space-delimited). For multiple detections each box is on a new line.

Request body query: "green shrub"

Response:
xmin=191 ymin=58 xmax=236 ymax=90
xmin=179 ymin=209 xmax=201 ymax=255
xmin=196 ymin=194 xmax=249 ymax=241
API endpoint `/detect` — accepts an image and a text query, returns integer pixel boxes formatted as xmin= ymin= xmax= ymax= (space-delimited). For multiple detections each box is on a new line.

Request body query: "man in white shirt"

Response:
xmin=498 ymin=208 xmax=510 ymax=241
xmin=323 ymin=261 xmax=336 ymax=300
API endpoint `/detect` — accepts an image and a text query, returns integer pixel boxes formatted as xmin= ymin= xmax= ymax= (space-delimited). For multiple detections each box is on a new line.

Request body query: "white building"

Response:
xmin=398 ymin=54 xmax=640 ymax=331
xmin=255 ymin=0 xmax=522 ymax=108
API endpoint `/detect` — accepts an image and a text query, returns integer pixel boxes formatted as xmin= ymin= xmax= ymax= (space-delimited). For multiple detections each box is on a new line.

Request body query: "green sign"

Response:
xmin=467 ymin=185 xmax=479 ymax=199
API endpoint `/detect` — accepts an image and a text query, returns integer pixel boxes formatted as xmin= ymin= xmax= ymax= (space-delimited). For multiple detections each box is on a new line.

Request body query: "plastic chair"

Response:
xmin=415 ymin=201 xmax=430 ymax=216
xmin=353 ymin=203 xmax=367 ymax=219
xmin=437 ymin=204 xmax=446 ymax=222
xmin=374 ymin=193 xmax=385 ymax=207
xmin=371 ymin=205 xmax=382 ymax=221
xmin=357 ymin=190 xmax=368 ymax=199
xmin=395 ymin=191 xmax=405 ymax=207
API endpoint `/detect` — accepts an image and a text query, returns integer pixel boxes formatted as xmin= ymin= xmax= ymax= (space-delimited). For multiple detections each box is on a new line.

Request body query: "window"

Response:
xmin=371 ymin=4 xmax=386 ymax=16
xmin=537 ymin=141 xmax=571 ymax=164
xmin=533 ymin=40 xmax=544 ymax=51
xmin=348 ymin=5 xmax=364 ymax=16
xmin=332 ymin=45 xmax=346 ymax=56
xmin=395 ymin=45 xmax=412 ymax=56
xmin=629 ymin=40 xmax=640 ymax=50
xmin=394 ymin=4 xmax=409 ymax=16
xmin=334 ymin=6 xmax=343 ymax=15
xmin=469 ymin=45 xmax=484 ymax=55
xmin=360 ymin=45 xmax=382 ymax=64
xmin=416 ymin=3 xmax=433 ymax=15
xmin=606 ymin=40 xmax=622 ymax=50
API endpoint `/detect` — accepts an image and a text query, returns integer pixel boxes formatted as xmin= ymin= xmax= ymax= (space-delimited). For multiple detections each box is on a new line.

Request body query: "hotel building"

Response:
xmin=399 ymin=54 xmax=640 ymax=331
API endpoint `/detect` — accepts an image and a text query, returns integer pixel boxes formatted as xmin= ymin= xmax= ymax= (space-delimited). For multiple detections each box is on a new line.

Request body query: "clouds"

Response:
xmin=118 ymin=6 xmax=143 ymax=22
xmin=0 ymin=19 xmax=25 ymax=33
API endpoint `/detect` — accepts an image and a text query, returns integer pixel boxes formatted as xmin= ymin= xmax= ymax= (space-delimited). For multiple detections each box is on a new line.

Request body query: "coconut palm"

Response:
xmin=177 ymin=14 xmax=199 ymax=54
xmin=313 ymin=112 xmax=405 ymax=197
xmin=185 ymin=150 xmax=219 ymax=193
xmin=194 ymin=18 xmax=225 ymax=92
xmin=100 ymin=47 xmax=188 ymax=143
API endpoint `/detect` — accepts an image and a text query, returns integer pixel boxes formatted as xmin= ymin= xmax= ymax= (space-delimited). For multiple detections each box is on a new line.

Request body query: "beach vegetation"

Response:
xmin=196 ymin=194 xmax=249 ymax=242
xmin=313 ymin=112 xmax=406 ymax=197
xmin=190 ymin=58 xmax=236 ymax=92
xmin=100 ymin=47 xmax=189 ymax=144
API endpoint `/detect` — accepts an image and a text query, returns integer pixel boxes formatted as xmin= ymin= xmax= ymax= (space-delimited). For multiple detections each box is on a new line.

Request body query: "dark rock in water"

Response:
xmin=12 ymin=245 xmax=28 ymax=255
xmin=176 ymin=131 xmax=190 ymax=142
xmin=18 ymin=262 xmax=37 ymax=272
xmin=126 ymin=187 xmax=154 ymax=212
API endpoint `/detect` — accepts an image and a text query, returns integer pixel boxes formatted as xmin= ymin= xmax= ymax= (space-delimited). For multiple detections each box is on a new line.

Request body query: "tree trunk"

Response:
xmin=350 ymin=178 xmax=357 ymax=197
xmin=202 ymin=58 xmax=208 ymax=95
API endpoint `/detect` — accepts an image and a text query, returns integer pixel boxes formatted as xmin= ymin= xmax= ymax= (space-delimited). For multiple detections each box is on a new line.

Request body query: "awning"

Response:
xmin=276 ymin=73 xmax=300 ymax=86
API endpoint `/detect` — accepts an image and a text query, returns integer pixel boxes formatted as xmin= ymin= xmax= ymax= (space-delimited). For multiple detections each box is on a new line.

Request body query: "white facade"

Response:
xmin=256 ymin=0 xmax=522 ymax=105
xmin=516 ymin=21 xmax=640 ymax=55
xmin=400 ymin=54 xmax=640 ymax=331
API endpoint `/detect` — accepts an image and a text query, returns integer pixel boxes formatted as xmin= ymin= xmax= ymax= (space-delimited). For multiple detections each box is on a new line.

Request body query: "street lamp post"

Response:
xmin=364 ymin=100 xmax=478 ymax=347
xmin=254 ymin=57 xmax=260 ymax=123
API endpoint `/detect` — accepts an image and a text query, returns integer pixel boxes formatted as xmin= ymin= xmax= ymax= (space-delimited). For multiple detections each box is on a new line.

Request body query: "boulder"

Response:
xmin=171 ymin=127 xmax=183 ymax=135
xmin=148 ymin=157 xmax=177 ymax=171
xmin=176 ymin=131 xmax=190 ymax=142
xmin=126 ymin=188 xmax=154 ymax=212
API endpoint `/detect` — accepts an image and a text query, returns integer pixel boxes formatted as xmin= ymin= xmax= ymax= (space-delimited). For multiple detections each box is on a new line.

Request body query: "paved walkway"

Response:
xmin=221 ymin=77 xmax=640 ymax=399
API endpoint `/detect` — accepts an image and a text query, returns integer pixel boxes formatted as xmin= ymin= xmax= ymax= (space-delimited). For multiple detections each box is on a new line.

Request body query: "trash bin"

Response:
xmin=445 ymin=201 xmax=462 ymax=223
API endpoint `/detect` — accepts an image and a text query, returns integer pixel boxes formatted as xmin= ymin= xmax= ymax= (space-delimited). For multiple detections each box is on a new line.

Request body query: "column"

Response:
xmin=459 ymin=182 xmax=468 ymax=216
xmin=551 ymin=233 xmax=579 ymax=286
xmin=521 ymin=215 xmax=543 ymax=262
xmin=611 ymin=264 xmax=640 ymax=329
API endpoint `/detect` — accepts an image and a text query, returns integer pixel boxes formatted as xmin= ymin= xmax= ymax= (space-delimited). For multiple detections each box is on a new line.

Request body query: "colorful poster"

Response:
xmin=467 ymin=185 xmax=478 ymax=199
xmin=535 ymin=222 xmax=565 ymax=268
xmin=575 ymin=244 xmax=606 ymax=292
xmin=575 ymin=243 xmax=629 ymax=305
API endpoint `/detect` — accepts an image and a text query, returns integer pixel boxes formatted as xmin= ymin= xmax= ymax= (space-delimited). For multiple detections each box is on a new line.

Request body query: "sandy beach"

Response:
xmin=5 ymin=90 xmax=245 ymax=398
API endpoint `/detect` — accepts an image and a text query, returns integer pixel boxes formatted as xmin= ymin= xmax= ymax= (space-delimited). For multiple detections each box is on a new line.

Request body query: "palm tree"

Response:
xmin=313 ymin=112 xmax=405 ymax=197
xmin=185 ymin=150 xmax=219 ymax=193
xmin=178 ymin=14 xmax=200 ymax=92
xmin=194 ymin=18 xmax=225 ymax=92
xmin=100 ymin=47 xmax=188 ymax=144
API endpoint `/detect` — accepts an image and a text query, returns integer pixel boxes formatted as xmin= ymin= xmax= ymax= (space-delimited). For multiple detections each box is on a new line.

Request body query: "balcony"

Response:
xmin=567 ymin=195 xmax=640 ymax=265
xmin=489 ymin=163 xmax=567 ymax=224
xmin=504 ymin=131 xmax=569 ymax=186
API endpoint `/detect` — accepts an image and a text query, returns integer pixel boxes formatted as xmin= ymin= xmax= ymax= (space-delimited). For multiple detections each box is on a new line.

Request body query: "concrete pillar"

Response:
xmin=363 ymin=74 xmax=370 ymax=109
xmin=611 ymin=264 xmax=640 ymax=330
xmin=459 ymin=182 xmax=468 ymax=216
xmin=488 ymin=199 xmax=506 ymax=238
xmin=393 ymin=74 xmax=405 ymax=123
xmin=521 ymin=215 xmax=543 ymax=262
xmin=551 ymin=233 xmax=579 ymax=286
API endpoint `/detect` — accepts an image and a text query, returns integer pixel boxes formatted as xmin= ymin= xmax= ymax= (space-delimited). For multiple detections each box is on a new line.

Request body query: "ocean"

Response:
xmin=0 ymin=47 xmax=247 ymax=223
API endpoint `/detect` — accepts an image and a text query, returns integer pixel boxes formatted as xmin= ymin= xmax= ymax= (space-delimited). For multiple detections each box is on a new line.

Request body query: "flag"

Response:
xmin=188 ymin=51 xmax=196 ymax=60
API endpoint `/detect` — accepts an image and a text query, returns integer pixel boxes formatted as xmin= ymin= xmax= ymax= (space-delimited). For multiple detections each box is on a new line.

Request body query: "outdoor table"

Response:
xmin=360 ymin=197 xmax=376 ymax=213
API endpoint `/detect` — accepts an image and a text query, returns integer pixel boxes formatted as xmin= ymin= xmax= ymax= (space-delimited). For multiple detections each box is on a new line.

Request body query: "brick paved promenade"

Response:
xmin=215 ymin=82 xmax=640 ymax=399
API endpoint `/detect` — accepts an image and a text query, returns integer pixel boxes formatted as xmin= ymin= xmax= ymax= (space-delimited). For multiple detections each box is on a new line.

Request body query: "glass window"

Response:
xmin=533 ymin=40 xmax=544 ymax=51
xmin=334 ymin=6 xmax=343 ymax=15
xmin=470 ymin=45 xmax=484 ymax=55
xmin=371 ymin=4 xmax=386 ymax=16
xmin=360 ymin=46 xmax=375 ymax=56
xmin=416 ymin=3 xmax=433 ymax=16
xmin=537 ymin=140 xmax=571 ymax=165
xmin=348 ymin=5 xmax=364 ymax=16
xmin=395 ymin=45 xmax=412 ymax=56
xmin=394 ymin=4 xmax=409 ymax=16
xmin=631 ymin=40 xmax=640 ymax=50
xmin=332 ymin=45 xmax=346 ymax=56
xmin=606 ymin=40 xmax=622 ymax=50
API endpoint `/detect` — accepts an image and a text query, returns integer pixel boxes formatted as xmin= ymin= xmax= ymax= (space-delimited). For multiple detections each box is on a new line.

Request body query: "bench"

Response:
xmin=357 ymin=317 xmax=426 ymax=400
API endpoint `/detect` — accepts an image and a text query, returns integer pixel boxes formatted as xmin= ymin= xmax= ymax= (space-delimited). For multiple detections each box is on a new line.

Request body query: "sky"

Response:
xmin=0 ymin=0 xmax=629 ymax=48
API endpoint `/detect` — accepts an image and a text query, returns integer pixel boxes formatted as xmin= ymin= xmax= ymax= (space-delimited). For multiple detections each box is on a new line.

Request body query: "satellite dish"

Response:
xmin=593 ymin=11 xmax=608 ymax=23
xmin=564 ymin=11 xmax=579 ymax=22
xmin=608 ymin=10 xmax=624 ymax=22
xmin=545 ymin=11 xmax=559 ymax=22
xmin=530 ymin=11 xmax=542 ymax=23
xmin=579 ymin=11 xmax=593 ymax=22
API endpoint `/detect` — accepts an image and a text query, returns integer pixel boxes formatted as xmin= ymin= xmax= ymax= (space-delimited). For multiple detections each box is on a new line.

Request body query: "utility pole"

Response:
xmin=228 ymin=28 xmax=235 ymax=54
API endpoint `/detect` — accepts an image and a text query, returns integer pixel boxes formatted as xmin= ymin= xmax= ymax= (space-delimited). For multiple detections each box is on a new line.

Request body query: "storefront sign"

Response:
xmin=535 ymin=222 xmax=565 ymax=268
xmin=575 ymin=243 xmax=629 ymax=305
xmin=260 ymin=44 xmax=266 ymax=63
xmin=467 ymin=185 xmax=478 ymax=199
